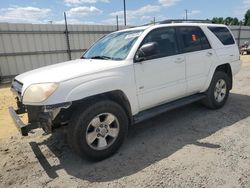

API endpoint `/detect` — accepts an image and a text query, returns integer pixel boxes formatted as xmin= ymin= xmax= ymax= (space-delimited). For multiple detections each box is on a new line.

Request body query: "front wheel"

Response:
xmin=202 ymin=71 xmax=230 ymax=109
xmin=67 ymin=100 xmax=128 ymax=161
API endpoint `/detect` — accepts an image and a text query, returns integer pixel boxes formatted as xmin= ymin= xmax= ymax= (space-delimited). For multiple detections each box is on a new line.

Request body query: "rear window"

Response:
xmin=208 ymin=27 xmax=235 ymax=45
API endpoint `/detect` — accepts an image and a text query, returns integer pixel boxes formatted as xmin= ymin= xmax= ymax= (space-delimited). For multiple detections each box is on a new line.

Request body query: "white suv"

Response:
xmin=9 ymin=22 xmax=242 ymax=160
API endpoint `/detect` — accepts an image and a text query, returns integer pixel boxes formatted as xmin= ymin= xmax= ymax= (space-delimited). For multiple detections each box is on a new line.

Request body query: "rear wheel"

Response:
xmin=202 ymin=71 xmax=230 ymax=109
xmin=67 ymin=100 xmax=128 ymax=161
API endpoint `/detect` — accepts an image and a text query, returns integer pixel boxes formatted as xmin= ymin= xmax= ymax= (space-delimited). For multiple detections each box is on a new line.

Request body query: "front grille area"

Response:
xmin=11 ymin=79 xmax=23 ymax=97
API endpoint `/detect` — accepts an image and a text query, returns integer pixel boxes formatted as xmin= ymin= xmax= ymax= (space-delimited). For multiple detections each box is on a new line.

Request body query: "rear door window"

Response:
xmin=178 ymin=26 xmax=211 ymax=53
xmin=208 ymin=27 xmax=235 ymax=45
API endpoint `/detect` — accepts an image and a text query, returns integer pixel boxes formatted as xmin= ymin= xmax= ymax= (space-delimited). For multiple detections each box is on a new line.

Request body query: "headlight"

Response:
xmin=23 ymin=83 xmax=59 ymax=103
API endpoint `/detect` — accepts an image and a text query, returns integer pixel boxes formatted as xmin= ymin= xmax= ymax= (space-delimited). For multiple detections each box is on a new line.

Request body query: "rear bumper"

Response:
xmin=8 ymin=107 xmax=38 ymax=136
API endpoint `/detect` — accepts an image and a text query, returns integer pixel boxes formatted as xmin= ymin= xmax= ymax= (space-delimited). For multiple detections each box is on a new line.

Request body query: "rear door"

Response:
xmin=177 ymin=26 xmax=215 ymax=95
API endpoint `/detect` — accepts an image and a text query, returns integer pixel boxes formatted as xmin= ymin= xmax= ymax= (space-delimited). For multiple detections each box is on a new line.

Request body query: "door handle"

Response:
xmin=175 ymin=58 xmax=184 ymax=63
xmin=206 ymin=52 xmax=213 ymax=56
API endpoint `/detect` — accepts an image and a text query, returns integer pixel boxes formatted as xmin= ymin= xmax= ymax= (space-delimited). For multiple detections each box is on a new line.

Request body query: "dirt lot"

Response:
xmin=0 ymin=56 xmax=250 ymax=188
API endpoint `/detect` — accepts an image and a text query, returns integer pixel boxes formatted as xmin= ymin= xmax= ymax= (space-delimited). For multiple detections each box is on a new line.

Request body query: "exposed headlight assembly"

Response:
xmin=23 ymin=83 xmax=59 ymax=103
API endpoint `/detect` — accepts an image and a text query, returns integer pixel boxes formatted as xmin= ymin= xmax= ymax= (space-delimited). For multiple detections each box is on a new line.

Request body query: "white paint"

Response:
xmin=12 ymin=23 xmax=242 ymax=117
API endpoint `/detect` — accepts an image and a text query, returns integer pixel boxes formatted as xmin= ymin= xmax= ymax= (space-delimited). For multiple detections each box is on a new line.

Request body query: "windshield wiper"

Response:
xmin=90 ymin=56 xmax=112 ymax=60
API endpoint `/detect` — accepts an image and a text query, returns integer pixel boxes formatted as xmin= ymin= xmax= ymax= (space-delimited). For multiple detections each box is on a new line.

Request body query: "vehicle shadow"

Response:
xmin=29 ymin=93 xmax=250 ymax=182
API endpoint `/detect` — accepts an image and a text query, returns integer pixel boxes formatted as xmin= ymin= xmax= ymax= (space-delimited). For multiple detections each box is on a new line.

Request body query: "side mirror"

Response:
xmin=135 ymin=42 xmax=159 ymax=62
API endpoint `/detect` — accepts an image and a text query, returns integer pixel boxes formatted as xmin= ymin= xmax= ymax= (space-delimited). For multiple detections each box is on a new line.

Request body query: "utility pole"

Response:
xmin=123 ymin=0 xmax=127 ymax=26
xmin=116 ymin=15 xmax=119 ymax=30
xmin=238 ymin=21 xmax=242 ymax=47
xmin=185 ymin=9 xmax=188 ymax=20
xmin=64 ymin=12 xmax=71 ymax=60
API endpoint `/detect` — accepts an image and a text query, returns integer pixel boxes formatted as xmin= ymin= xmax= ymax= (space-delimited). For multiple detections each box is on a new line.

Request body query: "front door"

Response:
xmin=134 ymin=27 xmax=187 ymax=111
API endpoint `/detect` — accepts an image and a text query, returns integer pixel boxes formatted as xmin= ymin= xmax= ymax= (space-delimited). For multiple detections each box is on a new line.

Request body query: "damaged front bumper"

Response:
xmin=9 ymin=98 xmax=71 ymax=136
xmin=8 ymin=106 xmax=39 ymax=136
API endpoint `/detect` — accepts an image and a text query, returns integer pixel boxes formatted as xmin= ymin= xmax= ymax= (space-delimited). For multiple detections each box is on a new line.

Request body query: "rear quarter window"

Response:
xmin=208 ymin=27 xmax=235 ymax=45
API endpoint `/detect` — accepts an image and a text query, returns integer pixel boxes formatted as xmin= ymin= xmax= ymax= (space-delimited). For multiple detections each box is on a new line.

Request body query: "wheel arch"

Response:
xmin=202 ymin=63 xmax=233 ymax=93
xmin=56 ymin=90 xmax=133 ymax=126
xmin=215 ymin=63 xmax=233 ymax=90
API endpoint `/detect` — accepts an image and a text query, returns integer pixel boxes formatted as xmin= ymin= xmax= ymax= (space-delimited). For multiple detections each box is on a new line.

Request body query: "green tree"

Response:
xmin=223 ymin=17 xmax=240 ymax=25
xmin=224 ymin=17 xmax=234 ymax=25
xmin=231 ymin=17 xmax=239 ymax=25
xmin=212 ymin=17 xmax=224 ymax=24
xmin=211 ymin=17 xmax=219 ymax=23
xmin=211 ymin=17 xmax=240 ymax=25
xmin=244 ymin=9 xmax=250 ymax=26
xmin=218 ymin=17 xmax=224 ymax=24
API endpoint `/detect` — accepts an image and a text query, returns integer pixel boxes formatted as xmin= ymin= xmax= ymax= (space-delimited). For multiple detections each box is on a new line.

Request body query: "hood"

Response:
xmin=15 ymin=59 xmax=124 ymax=85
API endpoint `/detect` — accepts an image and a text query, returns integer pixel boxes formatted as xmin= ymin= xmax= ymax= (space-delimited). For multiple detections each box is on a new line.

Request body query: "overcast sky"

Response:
xmin=0 ymin=0 xmax=249 ymax=25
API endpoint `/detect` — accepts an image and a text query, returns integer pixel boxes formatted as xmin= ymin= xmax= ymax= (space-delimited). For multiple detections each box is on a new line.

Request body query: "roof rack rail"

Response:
xmin=159 ymin=19 xmax=212 ymax=24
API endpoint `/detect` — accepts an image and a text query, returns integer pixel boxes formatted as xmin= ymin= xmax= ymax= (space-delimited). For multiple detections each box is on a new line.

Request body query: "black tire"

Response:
xmin=67 ymin=100 xmax=128 ymax=161
xmin=202 ymin=71 xmax=230 ymax=109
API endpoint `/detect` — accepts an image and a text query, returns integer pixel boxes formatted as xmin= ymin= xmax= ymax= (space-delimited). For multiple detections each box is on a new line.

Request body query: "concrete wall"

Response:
xmin=0 ymin=23 xmax=249 ymax=82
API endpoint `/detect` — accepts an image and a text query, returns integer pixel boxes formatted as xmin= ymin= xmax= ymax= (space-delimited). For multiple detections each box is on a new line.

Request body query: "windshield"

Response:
xmin=83 ymin=30 xmax=144 ymax=60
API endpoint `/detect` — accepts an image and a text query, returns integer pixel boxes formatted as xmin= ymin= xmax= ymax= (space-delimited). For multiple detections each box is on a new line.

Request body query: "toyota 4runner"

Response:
xmin=9 ymin=22 xmax=242 ymax=160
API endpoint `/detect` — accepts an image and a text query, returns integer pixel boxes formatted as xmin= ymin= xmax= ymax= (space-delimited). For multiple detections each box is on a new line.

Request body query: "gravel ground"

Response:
xmin=0 ymin=56 xmax=250 ymax=188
